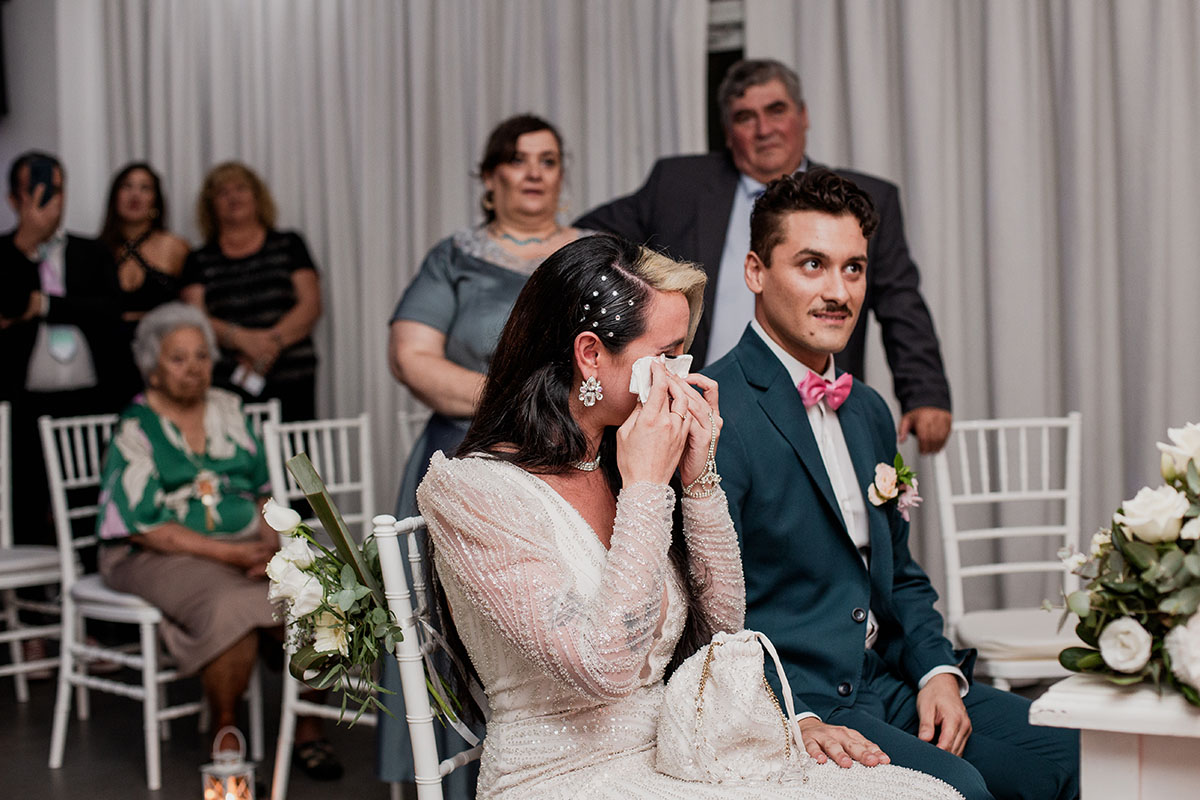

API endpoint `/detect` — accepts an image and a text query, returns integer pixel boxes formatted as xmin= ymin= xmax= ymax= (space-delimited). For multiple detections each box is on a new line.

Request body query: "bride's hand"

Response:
xmin=616 ymin=360 xmax=689 ymax=486
xmin=668 ymin=372 xmax=722 ymax=487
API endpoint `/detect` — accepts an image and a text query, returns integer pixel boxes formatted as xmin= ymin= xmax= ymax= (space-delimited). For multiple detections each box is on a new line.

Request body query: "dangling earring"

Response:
xmin=578 ymin=376 xmax=603 ymax=407
xmin=482 ymin=190 xmax=494 ymax=212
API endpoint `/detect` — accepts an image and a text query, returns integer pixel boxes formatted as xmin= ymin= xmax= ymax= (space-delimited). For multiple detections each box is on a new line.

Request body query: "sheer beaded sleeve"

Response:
xmin=681 ymin=488 xmax=746 ymax=634
xmin=418 ymin=453 xmax=676 ymax=701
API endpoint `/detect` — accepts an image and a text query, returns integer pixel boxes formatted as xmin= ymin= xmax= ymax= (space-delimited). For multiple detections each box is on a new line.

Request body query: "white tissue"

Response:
xmin=629 ymin=354 xmax=693 ymax=403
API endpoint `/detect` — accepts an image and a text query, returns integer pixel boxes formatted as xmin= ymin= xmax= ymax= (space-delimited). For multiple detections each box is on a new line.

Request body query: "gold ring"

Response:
xmin=673 ymin=409 xmax=688 ymax=421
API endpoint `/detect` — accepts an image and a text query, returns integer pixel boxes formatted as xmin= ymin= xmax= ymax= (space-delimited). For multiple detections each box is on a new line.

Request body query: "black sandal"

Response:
xmin=292 ymin=738 xmax=344 ymax=781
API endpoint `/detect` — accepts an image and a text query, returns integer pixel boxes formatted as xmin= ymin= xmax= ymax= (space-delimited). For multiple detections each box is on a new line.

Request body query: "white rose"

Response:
xmin=311 ymin=611 xmax=351 ymax=656
xmin=288 ymin=574 xmax=324 ymax=617
xmin=1157 ymin=423 xmax=1200 ymax=478
xmin=1113 ymin=485 xmax=1190 ymax=543
xmin=277 ymin=535 xmax=315 ymax=568
xmin=1090 ymin=529 xmax=1111 ymax=556
xmin=1099 ymin=617 xmax=1152 ymax=673
xmin=1182 ymin=518 xmax=1200 ymax=541
xmin=266 ymin=552 xmax=301 ymax=587
xmin=268 ymin=560 xmax=323 ymax=618
xmin=262 ymin=498 xmax=303 ymax=533
xmin=1165 ymin=613 xmax=1200 ymax=690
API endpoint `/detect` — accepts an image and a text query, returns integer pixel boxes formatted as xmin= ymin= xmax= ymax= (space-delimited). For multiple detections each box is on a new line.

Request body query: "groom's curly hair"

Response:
xmin=750 ymin=168 xmax=879 ymax=265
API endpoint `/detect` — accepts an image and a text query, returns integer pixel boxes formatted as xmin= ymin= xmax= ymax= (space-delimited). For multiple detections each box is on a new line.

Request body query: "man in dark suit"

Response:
xmin=1 ymin=151 xmax=128 ymax=546
xmin=705 ymin=169 xmax=1078 ymax=799
xmin=579 ymin=59 xmax=952 ymax=453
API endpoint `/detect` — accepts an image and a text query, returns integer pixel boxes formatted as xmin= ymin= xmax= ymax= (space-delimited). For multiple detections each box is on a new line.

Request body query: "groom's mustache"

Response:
xmin=811 ymin=302 xmax=852 ymax=316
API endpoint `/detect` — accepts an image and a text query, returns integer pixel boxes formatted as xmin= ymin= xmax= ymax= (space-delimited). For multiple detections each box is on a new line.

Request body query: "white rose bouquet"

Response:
xmin=1060 ymin=422 xmax=1200 ymax=706
xmin=264 ymin=456 xmax=406 ymax=722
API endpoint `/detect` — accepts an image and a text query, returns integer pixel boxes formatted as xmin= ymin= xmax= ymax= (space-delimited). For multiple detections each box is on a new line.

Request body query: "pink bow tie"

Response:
xmin=798 ymin=371 xmax=852 ymax=410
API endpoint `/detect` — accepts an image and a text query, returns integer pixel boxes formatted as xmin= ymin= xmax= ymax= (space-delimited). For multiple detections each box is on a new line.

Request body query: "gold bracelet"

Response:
xmin=682 ymin=409 xmax=721 ymax=498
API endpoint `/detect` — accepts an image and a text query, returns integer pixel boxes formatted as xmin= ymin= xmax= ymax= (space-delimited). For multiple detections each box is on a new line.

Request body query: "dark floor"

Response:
xmin=1 ymin=667 xmax=413 ymax=800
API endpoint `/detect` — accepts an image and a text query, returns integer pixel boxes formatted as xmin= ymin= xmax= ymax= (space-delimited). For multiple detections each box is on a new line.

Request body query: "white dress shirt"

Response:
xmin=749 ymin=321 xmax=967 ymax=697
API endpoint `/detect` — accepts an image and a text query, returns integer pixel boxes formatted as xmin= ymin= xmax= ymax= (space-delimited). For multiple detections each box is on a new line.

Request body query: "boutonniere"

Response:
xmin=867 ymin=453 xmax=922 ymax=521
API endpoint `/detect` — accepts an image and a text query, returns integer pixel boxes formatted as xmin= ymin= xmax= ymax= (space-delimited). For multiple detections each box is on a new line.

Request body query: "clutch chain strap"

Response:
xmin=694 ymin=639 xmax=793 ymax=763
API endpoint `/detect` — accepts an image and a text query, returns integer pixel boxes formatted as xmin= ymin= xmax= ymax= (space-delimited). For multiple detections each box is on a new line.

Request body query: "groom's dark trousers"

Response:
xmin=705 ymin=327 xmax=1078 ymax=800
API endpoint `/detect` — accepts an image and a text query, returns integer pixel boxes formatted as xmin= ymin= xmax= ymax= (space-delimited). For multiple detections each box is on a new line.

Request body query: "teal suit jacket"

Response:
xmin=705 ymin=327 xmax=964 ymax=718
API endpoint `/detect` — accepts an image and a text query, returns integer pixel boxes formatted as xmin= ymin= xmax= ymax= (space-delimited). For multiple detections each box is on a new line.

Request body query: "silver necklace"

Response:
xmin=571 ymin=452 xmax=602 ymax=472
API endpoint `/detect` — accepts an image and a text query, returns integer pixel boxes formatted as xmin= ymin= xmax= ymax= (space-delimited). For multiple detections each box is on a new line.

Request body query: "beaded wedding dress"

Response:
xmin=418 ymin=452 xmax=960 ymax=800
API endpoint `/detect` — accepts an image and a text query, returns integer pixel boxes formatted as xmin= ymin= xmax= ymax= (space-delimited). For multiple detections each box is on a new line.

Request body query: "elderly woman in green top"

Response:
xmin=96 ymin=302 xmax=341 ymax=769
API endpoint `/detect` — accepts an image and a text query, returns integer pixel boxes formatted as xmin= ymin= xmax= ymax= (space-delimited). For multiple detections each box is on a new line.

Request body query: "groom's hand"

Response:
xmin=916 ymin=673 xmax=972 ymax=755
xmin=797 ymin=717 xmax=890 ymax=768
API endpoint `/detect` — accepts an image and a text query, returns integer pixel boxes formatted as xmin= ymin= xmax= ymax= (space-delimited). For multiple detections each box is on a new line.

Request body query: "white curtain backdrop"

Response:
xmin=55 ymin=0 xmax=708 ymax=506
xmin=746 ymin=0 xmax=1200 ymax=606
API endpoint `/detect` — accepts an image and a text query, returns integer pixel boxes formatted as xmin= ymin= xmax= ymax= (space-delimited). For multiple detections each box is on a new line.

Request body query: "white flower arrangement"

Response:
xmin=1061 ymin=422 xmax=1200 ymax=706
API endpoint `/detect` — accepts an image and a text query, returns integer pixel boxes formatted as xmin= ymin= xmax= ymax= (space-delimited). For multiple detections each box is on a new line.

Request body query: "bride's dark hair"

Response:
xmin=441 ymin=234 xmax=712 ymax=704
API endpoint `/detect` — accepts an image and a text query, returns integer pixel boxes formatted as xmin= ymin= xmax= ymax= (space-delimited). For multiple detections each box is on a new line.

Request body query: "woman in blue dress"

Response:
xmin=381 ymin=114 xmax=592 ymax=795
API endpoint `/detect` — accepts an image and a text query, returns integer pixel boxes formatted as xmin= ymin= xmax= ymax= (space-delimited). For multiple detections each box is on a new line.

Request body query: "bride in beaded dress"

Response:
xmin=415 ymin=235 xmax=960 ymax=800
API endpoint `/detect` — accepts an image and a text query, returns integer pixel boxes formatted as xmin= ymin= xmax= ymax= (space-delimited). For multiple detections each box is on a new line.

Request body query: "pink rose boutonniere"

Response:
xmin=867 ymin=453 xmax=922 ymax=521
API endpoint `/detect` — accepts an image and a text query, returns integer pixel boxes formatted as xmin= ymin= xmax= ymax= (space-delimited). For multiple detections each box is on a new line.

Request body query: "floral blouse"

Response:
xmin=97 ymin=387 xmax=269 ymax=541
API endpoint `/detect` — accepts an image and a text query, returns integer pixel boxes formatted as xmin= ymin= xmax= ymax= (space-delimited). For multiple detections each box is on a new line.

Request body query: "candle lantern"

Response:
xmin=200 ymin=726 xmax=255 ymax=800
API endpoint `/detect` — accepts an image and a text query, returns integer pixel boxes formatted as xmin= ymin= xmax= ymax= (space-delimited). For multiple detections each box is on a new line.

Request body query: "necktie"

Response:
xmin=798 ymin=371 xmax=852 ymax=410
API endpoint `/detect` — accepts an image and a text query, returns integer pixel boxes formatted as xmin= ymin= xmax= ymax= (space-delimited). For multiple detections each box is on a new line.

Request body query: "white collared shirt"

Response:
xmin=749 ymin=321 xmax=967 ymax=696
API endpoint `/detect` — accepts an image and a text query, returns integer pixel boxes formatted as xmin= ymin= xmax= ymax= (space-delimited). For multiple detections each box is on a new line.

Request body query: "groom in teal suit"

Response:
xmin=705 ymin=169 xmax=1078 ymax=800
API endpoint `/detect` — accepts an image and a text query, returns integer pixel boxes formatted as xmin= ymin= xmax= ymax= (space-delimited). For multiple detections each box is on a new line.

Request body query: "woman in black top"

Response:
xmin=181 ymin=162 xmax=322 ymax=421
xmin=99 ymin=161 xmax=190 ymax=402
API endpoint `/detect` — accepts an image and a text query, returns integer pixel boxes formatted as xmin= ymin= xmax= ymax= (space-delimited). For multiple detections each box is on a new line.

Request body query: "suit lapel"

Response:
xmin=738 ymin=331 xmax=847 ymax=532
xmin=836 ymin=381 xmax=894 ymax=592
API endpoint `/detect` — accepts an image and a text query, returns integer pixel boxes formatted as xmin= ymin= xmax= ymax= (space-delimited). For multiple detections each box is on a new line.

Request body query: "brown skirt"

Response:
xmin=99 ymin=545 xmax=281 ymax=675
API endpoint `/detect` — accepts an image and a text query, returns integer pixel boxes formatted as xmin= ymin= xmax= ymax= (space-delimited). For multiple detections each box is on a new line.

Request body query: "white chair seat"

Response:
xmin=957 ymin=608 xmax=1083 ymax=661
xmin=0 ymin=545 xmax=59 ymax=573
xmin=70 ymin=574 xmax=159 ymax=610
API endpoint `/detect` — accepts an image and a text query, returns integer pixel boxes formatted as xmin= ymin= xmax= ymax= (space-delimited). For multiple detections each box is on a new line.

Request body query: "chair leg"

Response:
xmin=160 ymin=683 xmax=172 ymax=740
xmin=247 ymin=663 xmax=265 ymax=761
xmin=48 ymin=603 xmax=75 ymax=769
xmin=74 ymin=612 xmax=89 ymax=720
xmin=141 ymin=621 xmax=162 ymax=791
xmin=271 ymin=669 xmax=301 ymax=800
xmin=3 ymin=589 xmax=29 ymax=703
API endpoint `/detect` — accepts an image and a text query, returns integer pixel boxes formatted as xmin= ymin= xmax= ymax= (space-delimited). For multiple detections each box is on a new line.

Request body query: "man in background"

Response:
xmin=579 ymin=58 xmax=952 ymax=453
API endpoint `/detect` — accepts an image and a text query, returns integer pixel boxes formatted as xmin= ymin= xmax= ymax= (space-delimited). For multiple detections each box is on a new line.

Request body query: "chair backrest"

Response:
xmin=262 ymin=414 xmax=375 ymax=540
xmin=38 ymin=413 xmax=121 ymax=586
xmin=373 ymin=514 xmax=481 ymax=800
xmin=933 ymin=413 xmax=1082 ymax=627
xmin=244 ymin=398 xmax=282 ymax=439
xmin=0 ymin=401 xmax=10 ymax=550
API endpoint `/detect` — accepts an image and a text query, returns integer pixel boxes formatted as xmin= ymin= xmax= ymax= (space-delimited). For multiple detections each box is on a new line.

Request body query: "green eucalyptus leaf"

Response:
xmin=335 ymin=588 xmax=357 ymax=611
xmin=1184 ymin=553 xmax=1200 ymax=578
xmin=1059 ymin=647 xmax=1104 ymax=671
xmin=1121 ymin=539 xmax=1158 ymax=571
xmin=1159 ymin=585 xmax=1200 ymax=616
xmin=1180 ymin=683 xmax=1200 ymax=707
xmin=1188 ymin=460 xmax=1200 ymax=497
xmin=1066 ymin=591 xmax=1091 ymax=617
xmin=1104 ymin=673 xmax=1147 ymax=686
xmin=1161 ymin=547 xmax=1186 ymax=576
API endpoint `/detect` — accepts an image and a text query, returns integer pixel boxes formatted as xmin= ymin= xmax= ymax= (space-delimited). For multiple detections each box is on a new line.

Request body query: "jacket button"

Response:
xmin=851 ymin=607 xmax=867 ymax=623
xmin=837 ymin=681 xmax=852 ymax=697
